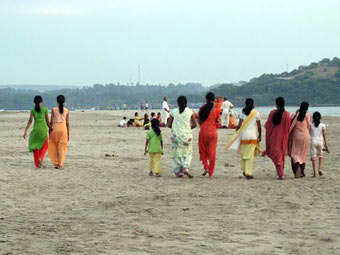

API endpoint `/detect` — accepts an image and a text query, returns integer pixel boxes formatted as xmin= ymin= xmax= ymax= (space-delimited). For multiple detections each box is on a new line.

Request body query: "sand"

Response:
xmin=0 ymin=110 xmax=339 ymax=254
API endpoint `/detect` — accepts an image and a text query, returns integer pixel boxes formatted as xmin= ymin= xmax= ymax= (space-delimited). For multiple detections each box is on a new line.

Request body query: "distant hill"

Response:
xmin=212 ymin=57 xmax=340 ymax=106
xmin=0 ymin=85 xmax=81 ymax=92
xmin=0 ymin=58 xmax=339 ymax=110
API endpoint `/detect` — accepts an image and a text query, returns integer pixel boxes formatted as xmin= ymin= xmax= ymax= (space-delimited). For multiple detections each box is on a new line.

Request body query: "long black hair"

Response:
xmin=297 ymin=102 xmax=309 ymax=122
xmin=273 ymin=97 xmax=285 ymax=126
xmin=312 ymin=111 xmax=321 ymax=128
xmin=242 ymin=98 xmax=254 ymax=116
xmin=199 ymin=92 xmax=215 ymax=123
xmin=34 ymin=95 xmax=42 ymax=112
xmin=57 ymin=95 xmax=65 ymax=114
xmin=177 ymin=96 xmax=187 ymax=114
xmin=151 ymin=118 xmax=161 ymax=136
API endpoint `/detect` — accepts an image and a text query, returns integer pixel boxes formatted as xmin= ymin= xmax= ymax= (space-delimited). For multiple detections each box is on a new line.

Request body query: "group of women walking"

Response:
xmin=165 ymin=93 xmax=328 ymax=179
xmin=24 ymin=95 xmax=70 ymax=169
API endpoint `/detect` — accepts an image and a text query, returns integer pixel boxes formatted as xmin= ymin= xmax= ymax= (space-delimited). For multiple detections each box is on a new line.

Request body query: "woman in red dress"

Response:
xmin=199 ymin=92 xmax=219 ymax=178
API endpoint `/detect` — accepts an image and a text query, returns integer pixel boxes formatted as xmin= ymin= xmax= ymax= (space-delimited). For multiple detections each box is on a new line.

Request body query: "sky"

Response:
xmin=0 ymin=0 xmax=339 ymax=86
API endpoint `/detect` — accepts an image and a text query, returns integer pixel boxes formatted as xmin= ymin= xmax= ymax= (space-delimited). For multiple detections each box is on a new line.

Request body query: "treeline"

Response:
xmin=1 ymin=58 xmax=340 ymax=110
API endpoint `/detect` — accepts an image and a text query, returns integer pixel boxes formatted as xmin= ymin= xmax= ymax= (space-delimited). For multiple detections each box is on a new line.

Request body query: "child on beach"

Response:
xmin=150 ymin=112 xmax=156 ymax=120
xmin=310 ymin=112 xmax=329 ymax=177
xmin=144 ymin=119 xmax=163 ymax=177
xmin=143 ymin=113 xmax=151 ymax=129
xmin=134 ymin=112 xmax=143 ymax=127
xmin=157 ymin=112 xmax=164 ymax=126
xmin=119 ymin=117 xmax=127 ymax=127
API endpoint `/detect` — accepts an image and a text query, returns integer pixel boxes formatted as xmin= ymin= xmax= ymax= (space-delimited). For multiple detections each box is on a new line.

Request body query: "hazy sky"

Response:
xmin=0 ymin=0 xmax=339 ymax=86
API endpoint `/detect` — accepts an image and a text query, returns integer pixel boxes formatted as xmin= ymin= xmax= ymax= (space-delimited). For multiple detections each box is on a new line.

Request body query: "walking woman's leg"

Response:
xmin=33 ymin=150 xmax=40 ymax=168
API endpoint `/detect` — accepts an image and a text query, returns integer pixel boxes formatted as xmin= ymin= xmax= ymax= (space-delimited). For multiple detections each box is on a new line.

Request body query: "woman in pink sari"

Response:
xmin=287 ymin=102 xmax=311 ymax=178
xmin=263 ymin=97 xmax=290 ymax=179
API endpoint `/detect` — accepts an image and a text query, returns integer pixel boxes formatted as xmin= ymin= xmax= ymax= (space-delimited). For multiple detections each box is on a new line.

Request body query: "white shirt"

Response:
xmin=240 ymin=111 xmax=261 ymax=140
xmin=120 ymin=119 xmax=126 ymax=127
xmin=162 ymin=101 xmax=169 ymax=112
xmin=310 ymin=123 xmax=325 ymax=141
xmin=222 ymin=100 xmax=233 ymax=114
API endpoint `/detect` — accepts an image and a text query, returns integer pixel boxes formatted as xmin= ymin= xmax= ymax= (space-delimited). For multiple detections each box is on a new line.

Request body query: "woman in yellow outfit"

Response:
xmin=49 ymin=95 xmax=69 ymax=169
xmin=226 ymin=98 xmax=261 ymax=179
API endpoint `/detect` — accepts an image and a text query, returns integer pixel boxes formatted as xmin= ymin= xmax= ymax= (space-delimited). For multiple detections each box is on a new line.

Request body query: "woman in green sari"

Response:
xmin=167 ymin=96 xmax=197 ymax=178
xmin=23 ymin=96 xmax=51 ymax=168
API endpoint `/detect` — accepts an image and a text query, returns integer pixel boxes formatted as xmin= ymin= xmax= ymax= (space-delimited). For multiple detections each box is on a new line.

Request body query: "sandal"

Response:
xmin=156 ymin=173 xmax=161 ymax=177
xmin=201 ymin=170 xmax=209 ymax=177
xmin=149 ymin=172 xmax=153 ymax=176
xmin=183 ymin=169 xmax=193 ymax=178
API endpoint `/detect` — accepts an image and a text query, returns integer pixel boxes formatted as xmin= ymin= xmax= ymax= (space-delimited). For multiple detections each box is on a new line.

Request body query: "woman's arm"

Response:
xmin=161 ymin=140 xmax=164 ymax=155
xmin=66 ymin=112 xmax=70 ymax=141
xmin=191 ymin=114 xmax=197 ymax=129
xmin=257 ymin=120 xmax=262 ymax=141
xmin=144 ymin=139 xmax=149 ymax=155
xmin=50 ymin=109 xmax=54 ymax=130
xmin=45 ymin=111 xmax=51 ymax=130
xmin=236 ymin=119 xmax=243 ymax=131
xmin=167 ymin=116 xmax=174 ymax=128
xmin=322 ymin=128 xmax=328 ymax=151
xmin=23 ymin=113 xmax=33 ymax=139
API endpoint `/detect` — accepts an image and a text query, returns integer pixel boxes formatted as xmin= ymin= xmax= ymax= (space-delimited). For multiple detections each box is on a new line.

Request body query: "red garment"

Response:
xmin=199 ymin=106 xmax=219 ymax=177
xmin=264 ymin=110 xmax=290 ymax=178
xmin=33 ymin=138 xmax=48 ymax=168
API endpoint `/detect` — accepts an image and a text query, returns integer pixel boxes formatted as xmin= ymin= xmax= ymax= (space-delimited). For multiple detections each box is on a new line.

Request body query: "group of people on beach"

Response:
xmin=144 ymin=93 xmax=328 ymax=179
xmin=23 ymin=95 xmax=70 ymax=169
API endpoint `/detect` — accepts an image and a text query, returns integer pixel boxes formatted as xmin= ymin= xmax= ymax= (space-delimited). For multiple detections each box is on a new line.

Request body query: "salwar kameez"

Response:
xmin=28 ymin=106 xmax=49 ymax=167
xmin=170 ymin=107 xmax=194 ymax=177
xmin=199 ymin=106 xmax=219 ymax=177
xmin=49 ymin=107 xmax=69 ymax=168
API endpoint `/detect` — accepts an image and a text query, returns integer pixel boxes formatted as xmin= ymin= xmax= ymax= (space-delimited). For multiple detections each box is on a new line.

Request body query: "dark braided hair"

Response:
xmin=57 ymin=95 xmax=65 ymax=114
xmin=177 ymin=96 xmax=187 ymax=114
xmin=272 ymin=97 xmax=285 ymax=126
xmin=312 ymin=112 xmax=321 ymax=128
xmin=151 ymin=118 xmax=161 ymax=136
xmin=242 ymin=98 xmax=254 ymax=116
xmin=297 ymin=102 xmax=309 ymax=122
xmin=33 ymin=95 xmax=42 ymax=112
xmin=199 ymin=92 xmax=215 ymax=124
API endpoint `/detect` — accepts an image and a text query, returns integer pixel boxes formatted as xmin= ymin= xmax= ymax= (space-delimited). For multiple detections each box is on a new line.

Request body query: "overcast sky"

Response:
xmin=0 ymin=0 xmax=339 ymax=86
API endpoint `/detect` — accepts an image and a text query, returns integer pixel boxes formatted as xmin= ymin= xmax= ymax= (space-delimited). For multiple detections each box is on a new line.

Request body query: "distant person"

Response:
xmin=156 ymin=112 xmax=163 ymax=126
xmin=167 ymin=96 xmax=197 ymax=178
xmin=198 ymin=92 xmax=219 ymax=178
xmin=228 ymin=113 xmax=237 ymax=129
xmin=145 ymin=102 xmax=149 ymax=111
xmin=143 ymin=113 xmax=151 ymax=129
xmin=23 ymin=95 xmax=51 ymax=168
xmin=48 ymin=95 xmax=70 ymax=169
xmin=123 ymin=104 xmax=127 ymax=111
xmin=134 ymin=112 xmax=143 ymax=127
xmin=150 ymin=112 xmax=156 ymax=120
xmin=221 ymin=97 xmax=234 ymax=128
xmin=288 ymin=102 xmax=310 ymax=178
xmin=119 ymin=116 xmax=127 ymax=127
xmin=310 ymin=112 xmax=329 ymax=177
xmin=226 ymin=98 xmax=261 ymax=179
xmin=263 ymin=97 xmax=290 ymax=179
xmin=140 ymin=104 xmax=144 ymax=112
xmin=162 ymin=97 xmax=170 ymax=126
xmin=144 ymin=119 xmax=163 ymax=177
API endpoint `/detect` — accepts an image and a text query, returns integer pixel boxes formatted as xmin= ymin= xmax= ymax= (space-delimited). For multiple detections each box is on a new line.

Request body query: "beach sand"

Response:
xmin=0 ymin=110 xmax=339 ymax=254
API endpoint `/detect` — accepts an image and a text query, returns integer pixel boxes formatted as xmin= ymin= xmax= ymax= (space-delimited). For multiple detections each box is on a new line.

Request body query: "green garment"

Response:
xmin=146 ymin=130 xmax=163 ymax=153
xmin=29 ymin=106 xmax=48 ymax=152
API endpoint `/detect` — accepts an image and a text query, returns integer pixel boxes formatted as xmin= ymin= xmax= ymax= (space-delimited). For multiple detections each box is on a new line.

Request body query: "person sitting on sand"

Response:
xmin=228 ymin=113 xmax=237 ymax=129
xmin=143 ymin=113 xmax=151 ymax=130
xmin=119 ymin=117 xmax=127 ymax=127
xmin=157 ymin=112 xmax=164 ymax=126
xmin=134 ymin=112 xmax=144 ymax=127
xmin=23 ymin=95 xmax=51 ymax=169
xmin=150 ymin=112 xmax=156 ymax=120
xmin=310 ymin=111 xmax=329 ymax=177
xmin=144 ymin=119 xmax=163 ymax=177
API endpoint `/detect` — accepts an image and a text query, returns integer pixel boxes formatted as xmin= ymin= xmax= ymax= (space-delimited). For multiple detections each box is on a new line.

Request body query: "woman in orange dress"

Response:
xmin=48 ymin=95 xmax=70 ymax=169
xmin=199 ymin=92 xmax=219 ymax=178
xmin=287 ymin=102 xmax=310 ymax=178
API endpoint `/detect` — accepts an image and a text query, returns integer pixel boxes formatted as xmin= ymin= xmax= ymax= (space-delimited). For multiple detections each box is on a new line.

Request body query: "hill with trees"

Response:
xmin=0 ymin=57 xmax=340 ymax=110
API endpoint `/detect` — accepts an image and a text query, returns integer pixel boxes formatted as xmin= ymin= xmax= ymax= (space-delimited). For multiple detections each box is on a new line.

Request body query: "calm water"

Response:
xmin=231 ymin=106 xmax=340 ymax=117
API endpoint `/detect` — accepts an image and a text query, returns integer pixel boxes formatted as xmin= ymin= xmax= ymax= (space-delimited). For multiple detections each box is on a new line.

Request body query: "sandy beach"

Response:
xmin=0 ymin=110 xmax=339 ymax=254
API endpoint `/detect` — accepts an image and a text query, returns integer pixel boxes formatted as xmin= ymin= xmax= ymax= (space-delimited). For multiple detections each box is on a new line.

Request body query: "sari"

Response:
xmin=263 ymin=110 xmax=290 ymax=178
xmin=287 ymin=112 xmax=311 ymax=165
xmin=48 ymin=107 xmax=69 ymax=168
xmin=199 ymin=106 xmax=219 ymax=177
xmin=29 ymin=106 xmax=49 ymax=167
xmin=170 ymin=107 xmax=194 ymax=177
xmin=225 ymin=109 xmax=261 ymax=176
